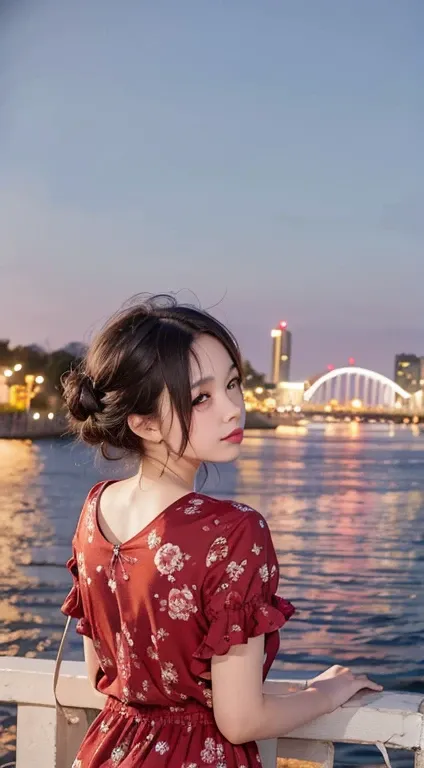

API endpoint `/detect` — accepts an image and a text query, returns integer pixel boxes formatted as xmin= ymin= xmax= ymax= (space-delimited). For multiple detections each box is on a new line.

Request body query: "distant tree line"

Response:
xmin=1 ymin=339 xmax=266 ymax=410
xmin=242 ymin=359 xmax=266 ymax=388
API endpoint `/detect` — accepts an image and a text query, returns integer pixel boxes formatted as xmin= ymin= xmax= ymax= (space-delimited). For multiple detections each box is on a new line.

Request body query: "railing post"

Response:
xmin=55 ymin=707 xmax=93 ymax=768
xmin=16 ymin=704 xmax=56 ymax=768
xmin=277 ymin=739 xmax=334 ymax=768
xmin=16 ymin=703 xmax=91 ymax=768
xmin=258 ymin=738 xmax=278 ymax=768
xmin=414 ymin=698 xmax=424 ymax=768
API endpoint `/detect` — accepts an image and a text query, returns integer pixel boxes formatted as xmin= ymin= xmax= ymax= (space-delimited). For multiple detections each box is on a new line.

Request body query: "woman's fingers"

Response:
xmin=354 ymin=675 xmax=383 ymax=692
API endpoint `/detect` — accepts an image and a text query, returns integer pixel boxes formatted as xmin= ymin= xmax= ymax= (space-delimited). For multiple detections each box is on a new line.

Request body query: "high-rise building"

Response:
xmin=270 ymin=321 xmax=292 ymax=384
xmin=394 ymin=354 xmax=421 ymax=394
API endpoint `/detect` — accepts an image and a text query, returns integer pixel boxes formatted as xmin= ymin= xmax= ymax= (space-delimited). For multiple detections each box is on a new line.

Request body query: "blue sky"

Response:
xmin=0 ymin=0 xmax=423 ymax=379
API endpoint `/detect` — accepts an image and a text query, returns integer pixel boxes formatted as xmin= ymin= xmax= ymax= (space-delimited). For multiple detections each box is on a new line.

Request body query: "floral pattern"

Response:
xmin=147 ymin=529 xmax=161 ymax=549
xmin=85 ymin=494 xmax=96 ymax=544
xmin=183 ymin=498 xmax=204 ymax=515
xmin=226 ymin=559 xmax=247 ymax=582
xmin=206 ymin=537 xmax=229 ymax=567
xmin=61 ymin=481 xmax=295 ymax=767
xmin=155 ymin=741 xmax=170 ymax=755
xmin=259 ymin=564 xmax=269 ymax=583
xmin=77 ymin=551 xmax=90 ymax=585
xmin=201 ymin=737 xmax=226 ymax=765
xmin=111 ymin=741 xmax=129 ymax=765
xmin=93 ymin=638 xmax=114 ymax=669
xmin=154 ymin=542 xmax=190 ymax=582
xmin=231 ymin=502 xmax=253 ymax=512
xmin=135 ymin=679 xmax=150 ymax=701
xmin=168 ymin=585 xmax=198 ymax=620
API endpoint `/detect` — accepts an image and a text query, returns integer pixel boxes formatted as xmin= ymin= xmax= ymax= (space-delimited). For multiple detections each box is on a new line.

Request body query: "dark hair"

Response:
xmin=61 ymin=294 xmax=242 ymax=460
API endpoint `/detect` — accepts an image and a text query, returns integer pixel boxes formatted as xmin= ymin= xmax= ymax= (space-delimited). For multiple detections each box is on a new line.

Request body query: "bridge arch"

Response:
xmin=304 ymin=366 xmax=412 ymax=406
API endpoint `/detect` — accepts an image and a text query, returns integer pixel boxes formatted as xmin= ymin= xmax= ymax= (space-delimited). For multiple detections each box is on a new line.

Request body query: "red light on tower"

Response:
xmin=279 ymin=320 xmax=287 ymax=330
xmin=348 ymin=357 xmax=355 ymax=366
xmin=327 ymin=364 xmax=335 ymax=371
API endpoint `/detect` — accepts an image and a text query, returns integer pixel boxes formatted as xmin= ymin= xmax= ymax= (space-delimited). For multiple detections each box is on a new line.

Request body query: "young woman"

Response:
xmin=61 ymin=295 xmax=382 ymax=767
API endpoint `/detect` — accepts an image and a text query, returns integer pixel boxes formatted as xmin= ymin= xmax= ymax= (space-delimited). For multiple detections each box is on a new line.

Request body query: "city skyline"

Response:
xmin=1 ymin=1 xmax=423 ymax=379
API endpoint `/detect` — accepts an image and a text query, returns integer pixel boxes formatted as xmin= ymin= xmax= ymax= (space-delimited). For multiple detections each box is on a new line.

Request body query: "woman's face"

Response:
xmin=161 ymin=334 xmax=245 ymax=464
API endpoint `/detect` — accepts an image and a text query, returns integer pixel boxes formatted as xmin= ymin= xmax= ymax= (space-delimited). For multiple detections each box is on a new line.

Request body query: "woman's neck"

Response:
xmin=140 ymin=444 xmax=201 ymax=493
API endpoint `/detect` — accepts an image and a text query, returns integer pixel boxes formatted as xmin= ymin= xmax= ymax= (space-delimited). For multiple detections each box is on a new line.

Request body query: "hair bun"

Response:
xmin=62 ymin=370 xmax=105 ymax=422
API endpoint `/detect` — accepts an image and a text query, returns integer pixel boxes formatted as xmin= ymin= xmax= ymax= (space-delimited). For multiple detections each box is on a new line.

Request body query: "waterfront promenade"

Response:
xmin=0 ymin=412 xmax=67 ymax=440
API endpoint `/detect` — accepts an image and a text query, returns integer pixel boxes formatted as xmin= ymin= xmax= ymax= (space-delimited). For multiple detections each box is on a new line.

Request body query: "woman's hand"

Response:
xmin=307 ymin=665 xmax=383 ymax=713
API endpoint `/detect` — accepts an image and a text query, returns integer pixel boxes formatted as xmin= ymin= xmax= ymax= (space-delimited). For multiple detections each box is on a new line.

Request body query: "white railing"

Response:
xmin=1 ymin=657 xmax=424 ymax=768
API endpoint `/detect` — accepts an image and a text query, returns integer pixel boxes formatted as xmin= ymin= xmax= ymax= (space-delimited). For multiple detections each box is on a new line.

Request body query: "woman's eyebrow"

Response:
xmin=191 ymin=364 xmax=236 ymax=390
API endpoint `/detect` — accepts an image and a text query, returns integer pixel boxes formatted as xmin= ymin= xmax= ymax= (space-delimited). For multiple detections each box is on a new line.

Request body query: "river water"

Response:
xmin=1 ymin=423 xmax=424 ymax=766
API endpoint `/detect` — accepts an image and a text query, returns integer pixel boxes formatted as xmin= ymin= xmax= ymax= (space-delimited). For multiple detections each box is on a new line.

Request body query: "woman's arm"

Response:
xmin=211 ymin=635 xmax=380 ymax=744
xmin=83 ymin=636 xmax=101 ymax=689
xmin=211 ymin=635 xmax=328 ymax=744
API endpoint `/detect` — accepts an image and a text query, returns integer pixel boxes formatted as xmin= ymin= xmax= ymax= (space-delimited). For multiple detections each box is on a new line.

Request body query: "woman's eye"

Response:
xmin=192 ymin=393 xmax=209 ymax=407
xmin=228 ymin=376 xmax=242 ymax=390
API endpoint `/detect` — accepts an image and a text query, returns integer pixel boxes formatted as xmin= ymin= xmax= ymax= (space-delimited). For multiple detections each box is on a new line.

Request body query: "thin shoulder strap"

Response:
xmin=54 ymin=616 xmax=80 ymax=724
xmin=53 ymin=486 xmax=97 ymax=711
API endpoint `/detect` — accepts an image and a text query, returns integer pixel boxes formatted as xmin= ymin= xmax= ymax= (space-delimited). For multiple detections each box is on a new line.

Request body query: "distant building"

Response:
xmin=9 ymin=385 xmax=27 ymax=410
xmin=270 ymin=321 xmax=292 ymax=384
xmin=277 ymin=381 xmax=305 ymax=408
xmin=394 ymin=354 xmax=421 ymax=394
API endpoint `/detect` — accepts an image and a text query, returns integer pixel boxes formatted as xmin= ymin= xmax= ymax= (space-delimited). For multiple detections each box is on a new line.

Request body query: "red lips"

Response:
xmin=221 ymin=428 xmax=244 ymax=444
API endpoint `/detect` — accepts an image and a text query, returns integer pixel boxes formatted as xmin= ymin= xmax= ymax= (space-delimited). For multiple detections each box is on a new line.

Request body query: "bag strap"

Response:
xmin=54 ymin=616 xmax=80 ymax=725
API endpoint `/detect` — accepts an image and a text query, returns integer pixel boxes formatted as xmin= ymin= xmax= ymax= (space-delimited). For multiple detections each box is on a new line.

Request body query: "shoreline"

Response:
xmin=0 ymin=410 xmax=280 ymax=438
xmin=1 ymin=410 xmax=422 ymax=440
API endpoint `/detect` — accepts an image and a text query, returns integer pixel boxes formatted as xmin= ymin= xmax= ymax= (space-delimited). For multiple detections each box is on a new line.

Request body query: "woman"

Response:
xmin=61 ymin=294 xmax=382 ymax=767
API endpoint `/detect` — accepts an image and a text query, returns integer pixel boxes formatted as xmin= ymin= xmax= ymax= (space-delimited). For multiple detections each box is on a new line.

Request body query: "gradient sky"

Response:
xmin=1 ymin=0 xmax=423 ymax=379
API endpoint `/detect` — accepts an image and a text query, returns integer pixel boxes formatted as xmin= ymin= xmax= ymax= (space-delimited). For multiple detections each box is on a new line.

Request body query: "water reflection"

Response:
xmin=231 ymin=424 xmax=424 ymax=683
xmin=0 ymin=441 xmax=55 ymax=649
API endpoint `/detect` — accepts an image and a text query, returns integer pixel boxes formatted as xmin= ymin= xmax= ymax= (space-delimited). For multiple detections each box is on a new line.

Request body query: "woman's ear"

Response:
xmin=127 ymin=414 xmax=163 ymax=444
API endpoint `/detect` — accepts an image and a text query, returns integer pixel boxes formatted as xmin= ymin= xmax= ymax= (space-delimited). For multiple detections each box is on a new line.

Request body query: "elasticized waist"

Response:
xmin=105 ymin=696 xmax=216 ymax=726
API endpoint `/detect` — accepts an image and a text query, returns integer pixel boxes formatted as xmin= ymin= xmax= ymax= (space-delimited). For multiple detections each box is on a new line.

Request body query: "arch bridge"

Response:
xmin=304 ymin=366 xmax=414 ymax=409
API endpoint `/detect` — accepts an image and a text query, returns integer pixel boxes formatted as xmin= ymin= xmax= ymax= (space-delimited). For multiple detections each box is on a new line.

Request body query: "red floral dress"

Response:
xmin=62 ymin=481 xmax=295 ymax=767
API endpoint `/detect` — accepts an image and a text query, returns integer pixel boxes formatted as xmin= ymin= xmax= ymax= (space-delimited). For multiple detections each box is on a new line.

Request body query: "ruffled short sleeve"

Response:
xmin=192 ymin=506 xmax=295 ymax=679
xmin=61 ymin=547 xmax=93 ymax=638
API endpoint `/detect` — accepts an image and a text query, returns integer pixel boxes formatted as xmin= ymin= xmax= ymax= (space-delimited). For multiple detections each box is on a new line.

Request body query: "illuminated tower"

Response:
xmin=394 ymin=353 xmax=421 ymax=394
xmin=270 ymin=321 xmax=292 ymax=384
